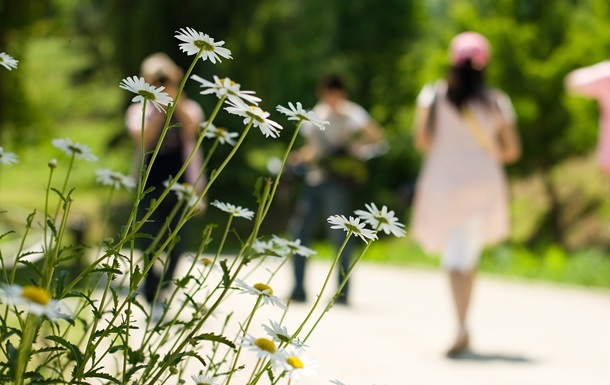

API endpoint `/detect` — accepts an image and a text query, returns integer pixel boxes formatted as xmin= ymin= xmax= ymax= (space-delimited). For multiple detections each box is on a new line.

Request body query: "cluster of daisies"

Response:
xmin=0 ymin=28 xmax=407 ymax=385
xmin=187 ymin=319 xmax=315 ymax=384
xmin=119 ymin=27 xmax=329 ymax=141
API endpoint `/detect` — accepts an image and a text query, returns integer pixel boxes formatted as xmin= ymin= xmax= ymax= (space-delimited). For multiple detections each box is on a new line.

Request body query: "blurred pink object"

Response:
xmin=450 ymin=31 xmax=490 ymax=69
xmin=565 ymin=61 xmax=610 ymax=174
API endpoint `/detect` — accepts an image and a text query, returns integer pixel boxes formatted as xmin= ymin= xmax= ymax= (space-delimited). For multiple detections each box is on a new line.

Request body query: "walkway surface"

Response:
xmin=96 ymin=257 xmax=610 ymax=385
xmin=233 ymin=259 xmax=610 ymax=385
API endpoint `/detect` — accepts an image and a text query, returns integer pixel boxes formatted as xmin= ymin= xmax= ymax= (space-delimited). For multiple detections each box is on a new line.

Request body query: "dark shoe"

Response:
xmin=290 ymin=290 xmax=307 ymax=303
xmin=445 ymin=332 xmax=469 ymax=358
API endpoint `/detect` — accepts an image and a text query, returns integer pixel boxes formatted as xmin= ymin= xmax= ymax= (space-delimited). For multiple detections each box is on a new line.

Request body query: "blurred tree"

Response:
xmin=101 ymin=0 xmax=425 ymax=230
xmin=408 ymin=0 xmax=610 ymax=247
xmin=0 ymin=0 xmax=49 ymax=144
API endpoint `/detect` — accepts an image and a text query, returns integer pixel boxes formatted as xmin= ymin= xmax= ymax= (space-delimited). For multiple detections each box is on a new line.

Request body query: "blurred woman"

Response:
xmin=565 ymin=60 xmax=610 ymax=174
xmin=410 ymin=32 xmax=521 ymax=357
xmin=125 ymin=52 xmax=205 ymax=307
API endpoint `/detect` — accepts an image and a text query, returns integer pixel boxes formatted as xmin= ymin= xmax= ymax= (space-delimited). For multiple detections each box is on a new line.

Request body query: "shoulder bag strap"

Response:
xmin=461 ymin=105 xmax=497 ymax=157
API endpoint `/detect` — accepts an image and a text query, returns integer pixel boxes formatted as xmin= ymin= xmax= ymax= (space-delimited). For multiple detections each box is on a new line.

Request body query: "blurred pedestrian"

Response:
xmin=125 ymin=52 xmax=205 ymax=306
xmin=565 ymin=60 xmax=610 ymax=173
xmin=410 ymin=32 xmax=521 ymax=356
xmin=288 ymin=74 xmax=383 ymax=305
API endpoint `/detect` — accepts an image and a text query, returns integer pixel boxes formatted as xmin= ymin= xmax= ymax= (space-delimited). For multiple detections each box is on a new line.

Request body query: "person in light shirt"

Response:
xmin=287 ymin=74 xmax=383 ymax=305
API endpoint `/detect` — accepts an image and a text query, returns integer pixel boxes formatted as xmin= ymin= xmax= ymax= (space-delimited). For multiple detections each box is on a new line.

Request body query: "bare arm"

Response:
xmin=495 ymin=120 xmax=521 ymax=164
xmin=413 ymin=104 xmax=433 ymax=153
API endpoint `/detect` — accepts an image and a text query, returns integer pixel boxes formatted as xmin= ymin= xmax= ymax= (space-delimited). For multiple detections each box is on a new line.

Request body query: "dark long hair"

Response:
xmin=446 ymin=59 xmax=491 ymax=110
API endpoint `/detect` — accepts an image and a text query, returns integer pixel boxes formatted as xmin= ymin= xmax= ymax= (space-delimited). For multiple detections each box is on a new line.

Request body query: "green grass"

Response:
xmin=309 ymin=237 xmax=610 ymax=289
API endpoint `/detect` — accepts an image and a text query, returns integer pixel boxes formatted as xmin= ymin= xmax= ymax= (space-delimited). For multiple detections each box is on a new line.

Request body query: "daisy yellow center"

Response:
xmin=286 ymin=356 xmax=304 ymax=369
xmin=247 ymin=107 xmax=265 ymax=123
xmin=21 ymin=286 xmax=51 ymax=305
xmin=202 ymin=257 xmax=213 ymax=266
xmin=196 ymin=382 xmax=212 ymax=385
xmin=254 ymin=337 xmax=276 ymax=353
xmin=221 ymin=78 xmax=237 ymax=86
xmin=253 ymin=283 xmax=273 ymax=295
xmin=195 ymin=40 xmax=214 ymax=51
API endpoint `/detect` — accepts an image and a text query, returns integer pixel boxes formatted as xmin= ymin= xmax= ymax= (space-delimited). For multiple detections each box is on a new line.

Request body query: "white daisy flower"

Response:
xmin=224 ymin=99 xmax=283 ymax=138
xmin=354 ymin=203 xmax=406 ymax=237
xmin=276 ymin=102 xmax=329 ymax=131
xmin=163 ymin=180 xmax=200 ymax=208
xmin=191 ymin=374 xmax=221 ymax=385
xmin=234 ymin=279 xmax=287 ymax=310
xmin=274 ymin=348 xmax=318 ymax=382
xmin=191 ymin=75 xmax=261 ymax=106
xmin=119 ymin=76 xmax=173 ymax=113
xmin=251 ymin=239 xmax=287 ymax=258
xmin=52 ymin=138 xmax=98 ymax=162
xmin=0 ymin=147 xmax=18 ymax=165
xmin=96 ymin=168 xmax=136 ymax=190
xmin=327 ymin=215 xmax=378 ymax=243
xmin=202 ymin=122 xmax=239 ymax=146
xmin=271 ymin=236 xmax=316 ymax=258
xmin=330 ymin=380 xmax=347 ymax=385
xmin=175 ymin=28 xmax=232 ymax=64
xmin=263 ymin=319 xmax=307 ymax=348
xmin=0 ymin=284 xmax=67 ymax=320
xmin=211 ymin=200 xmax=254 ymax=220
xmin=0 ymin=52 xmax=18 ymax=71
xmin=240 ymin=334 xmax=278 ymax=359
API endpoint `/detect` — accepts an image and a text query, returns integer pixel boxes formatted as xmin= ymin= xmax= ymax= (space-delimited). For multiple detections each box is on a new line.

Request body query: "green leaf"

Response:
xmin=191 ymin=333 xmax=235 ymax=349
xmin=46 ymin=335 xmax=83 ymax=365
xmin=18 ymin=260 xmax=43 ymax=280
xmin=220 ymin=259 xmax=230 ymax=289
xmin=82 ymin=370 xmax=121 ymax=384
xmin=181 ymin=351 xmax=207 ymax=367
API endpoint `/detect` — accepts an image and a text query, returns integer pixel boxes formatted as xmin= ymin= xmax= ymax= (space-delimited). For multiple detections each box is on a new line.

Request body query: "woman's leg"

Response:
xmin=442 ymin=216 xmax=483 ymax=355
xmin=448 ymin=269 xmax=475 ymax=350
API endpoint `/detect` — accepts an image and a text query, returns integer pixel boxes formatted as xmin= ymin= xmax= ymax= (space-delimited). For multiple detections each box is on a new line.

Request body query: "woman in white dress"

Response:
xmin=411 ymin=32 xmax=521 ymax=356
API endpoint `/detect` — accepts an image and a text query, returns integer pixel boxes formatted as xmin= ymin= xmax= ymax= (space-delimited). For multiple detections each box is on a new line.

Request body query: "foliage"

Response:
xmin=0 ymin=28 xmax=406 ymax=384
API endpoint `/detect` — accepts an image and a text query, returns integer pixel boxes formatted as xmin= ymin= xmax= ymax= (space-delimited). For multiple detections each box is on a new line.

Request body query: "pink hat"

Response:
xmin=450 ymin=32 xmax=490 ymax=69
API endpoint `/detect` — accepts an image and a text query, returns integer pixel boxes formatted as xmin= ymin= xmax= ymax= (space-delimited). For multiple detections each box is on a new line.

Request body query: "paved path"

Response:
xmin=243 ymin=260 xmax=610 ymax=385
xmin=102 ymin=258 xmax=610 ymax=385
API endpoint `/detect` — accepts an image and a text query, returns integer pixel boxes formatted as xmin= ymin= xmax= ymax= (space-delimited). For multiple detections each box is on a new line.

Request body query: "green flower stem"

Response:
xmin=303 ymin=240 xmax=374 ymax=343
xmin=42 ymin=197 xmax=72 ymax=291
xmin=291 ymin=233 xmax=352 ymax=340
xmin=43 ymin=163 xmax=55 ymax=254
xmin=262 ymin=120 xmax=302 ymax=219
xmin=57 ymin=251 xmax=115 ymax=297
xmin=143 ymin=230 xmax=211 ymax=351
xmin=95 ymin=186 xmax=115 ymax=257
xmin=201 ymin=137 xmax=220 ymax=172
xmin=120 ymin=49 xmax=203 ymax=240
xmin=146 ymin=179 xmax=271 ymax=384
xmin=14 ymin=314 xmax=39 ymax=385
xmin=9 ymin=210 xmax=36 ymax=285
xmin=118 ymin=96 xmax=226 ymax=251
xmin=246 ymin=358 xmax=265 ymax=385
xmin=53 ymin=153 xmax=75 ymax=222
xmin=132 ymin=120 xmax=253 ymax=312
xmin=225 ymin=295 xmax=263 ymax=385
xmin=72 ymin=259 xmax=120 ymax=381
